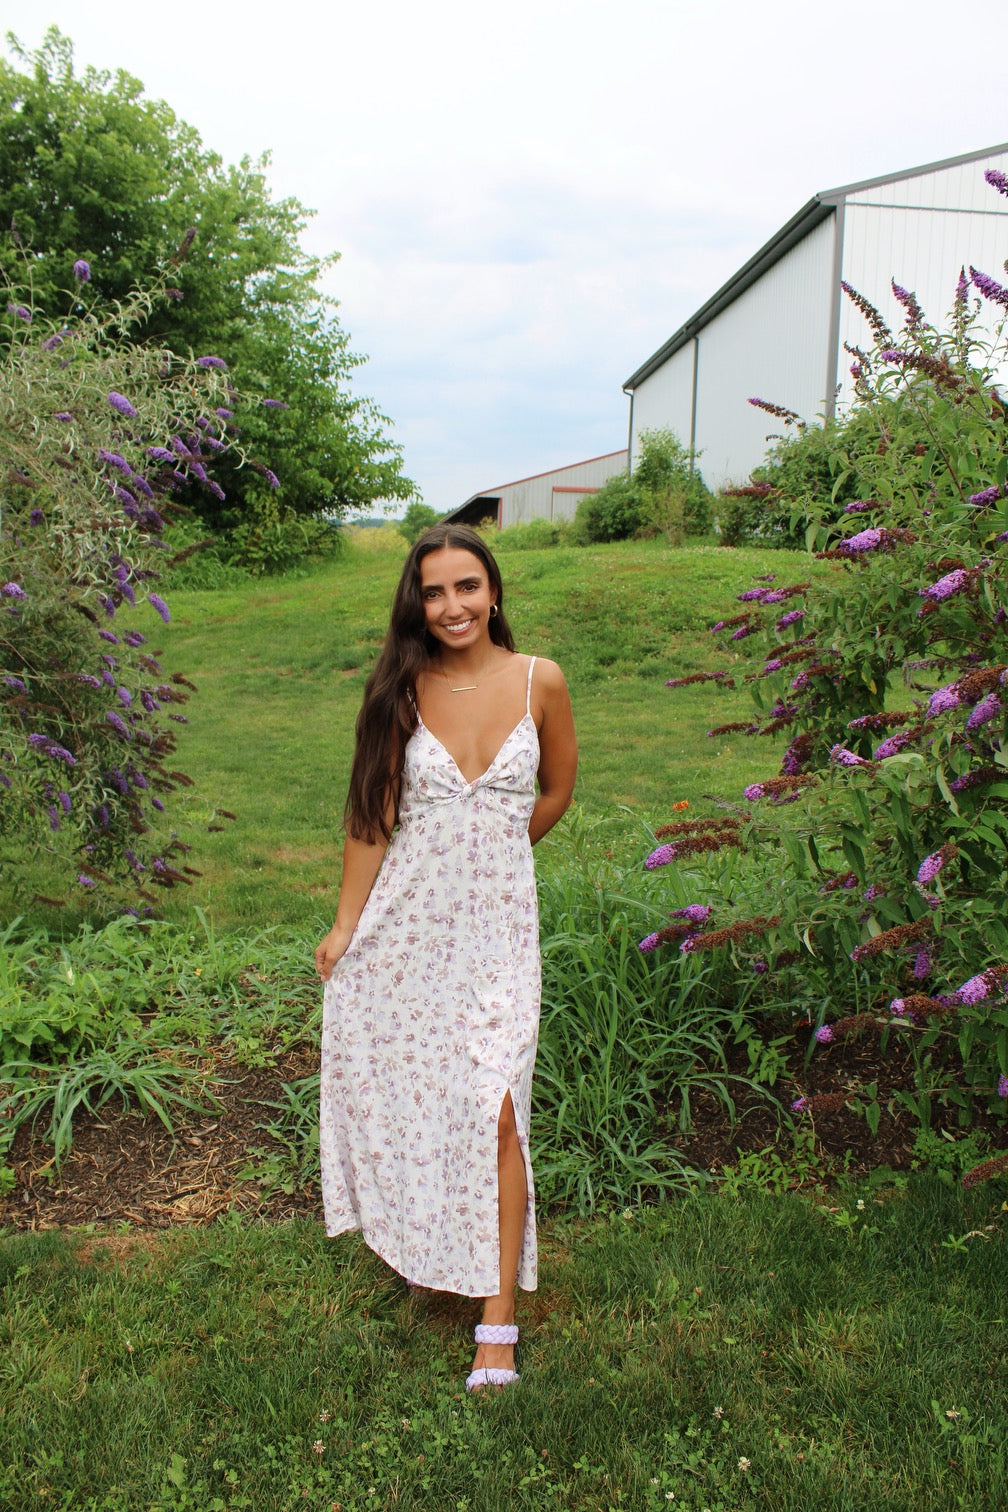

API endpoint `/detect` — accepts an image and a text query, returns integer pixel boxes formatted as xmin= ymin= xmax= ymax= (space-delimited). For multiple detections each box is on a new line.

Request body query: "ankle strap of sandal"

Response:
xmin=474 ymin=1323 xmax=518 ymax=1345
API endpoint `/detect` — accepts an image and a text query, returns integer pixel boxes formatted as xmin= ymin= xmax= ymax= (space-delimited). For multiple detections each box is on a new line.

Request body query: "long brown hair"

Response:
xmin=345 ymin=524 xmax=516 ymax=841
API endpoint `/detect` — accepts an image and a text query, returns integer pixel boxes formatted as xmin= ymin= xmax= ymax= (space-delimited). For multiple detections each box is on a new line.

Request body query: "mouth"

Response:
xmin=444 ymin=619 xmax=475 ymax=635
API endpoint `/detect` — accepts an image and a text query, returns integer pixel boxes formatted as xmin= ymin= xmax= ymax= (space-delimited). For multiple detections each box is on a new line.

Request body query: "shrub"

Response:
xmin=643 ymin=172 xmax=1008 ymax=1162
xmin=634 ymin=427 xmax=713 ymax=537
xmin=573 ymin=474 xmax=645 ymax=543
xmin=0 ymin=252 xmax=272 ymax=909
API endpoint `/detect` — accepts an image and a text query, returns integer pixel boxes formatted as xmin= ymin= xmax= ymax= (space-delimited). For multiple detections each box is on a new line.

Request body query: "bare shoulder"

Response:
xmin=529 ymin=655 xmax=568 ymax=694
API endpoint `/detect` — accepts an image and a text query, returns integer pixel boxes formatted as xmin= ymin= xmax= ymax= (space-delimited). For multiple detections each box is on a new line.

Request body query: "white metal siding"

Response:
xmin=496 ymin=451 xmax=628 ymax=526
xmin=836 ymin=152 xmax=1008 ymax=411
xmin=690 ymin=215 xmax=836 ymax=487
xmin=628 ymin=148 xmax=1008 ymax=491
xmin=629 ymin=342 xmax=695 ymax=467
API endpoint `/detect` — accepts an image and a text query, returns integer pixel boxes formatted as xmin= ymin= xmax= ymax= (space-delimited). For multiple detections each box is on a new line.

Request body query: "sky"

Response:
xmin=6 ymin=1 xmax=1008 ymax=512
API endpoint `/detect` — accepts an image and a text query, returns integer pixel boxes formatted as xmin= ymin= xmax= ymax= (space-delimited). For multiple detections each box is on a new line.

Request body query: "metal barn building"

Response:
xmin=447 ymin=450 xmax=629 ymax=529
xmin=624 ymin=143 xmax=1008 ymax=490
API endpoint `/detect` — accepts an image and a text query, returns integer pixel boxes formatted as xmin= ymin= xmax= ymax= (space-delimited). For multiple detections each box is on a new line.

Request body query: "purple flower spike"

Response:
xmin=985 ymin=169 xmax=1008 ymax=198
xmin=927 ymin=682 xmax=961 ymax=718
xmin=969 ymin=266 xmax=1008 ymax=309
xmin=839 ymin=528 xmax=883 ymax=554
xmin=263 ymin=398 xmax=289 ymax=409
xmin=921 ymin=568 xmax=968 ymax=602
xmin=912 ymin=949 xmax=931 ymax=981
xmin=730 ymin=625 xmax=752 ymax=641
xmin=672 ymin=904 xmax=712 ymax=925
xmin=744 ymin=783 xmax=765 ymax=800
xmin=890 ymin=998 xmax=906 ymax=1017
xmin=263 ymin=468 xmax=281 ymax=490
xmin=77 ymin=873 xmax=98 ymax=889
xmin=8 ymin=303 xmax=31 ymax=322
xmin=965 ymin=691 xmax=1002 ymax=732
xmin=645 ymin=843 xmax=676 ymax=870
xmin=73 ymin=258 xmax=91 ymax=281
xmin=815 ymin=1025 xmax=835 ymax=1044
xmin=2 ymin=582 xmax=27 ymax=599
xmin=196 ymin=355 xmax=228 ymax=370
xmin=54 ymin=412 xmax=73 ymax=422
xmin=917 ymin=850 xmax=946 ymax=885
xmin=791 ymin=1097 xmax=808 ymax=1113
xmin=874 ymin=732 xmax=913 ymax=760
xmin=829 ymin=744 xmax=869 ymax=767
xmin=105 ymin=711 xmax=131 ymax=739
xmin=107 ymin=391 xmax=138 ymax=419
xmin=148 ymin=593 xmax=171 ymax=624
xmin=638 ymin=933 xmax=660 ymax=953
xmin=998 ymin=1074 xmax=1008 ymax=1099
xmin=968 ymin=484 xmax=1004 ymax=508
xmin=776 ymin=609 xmax=804 ymax=629
xmin=957 ymin=973 xmax=991 ymax=1006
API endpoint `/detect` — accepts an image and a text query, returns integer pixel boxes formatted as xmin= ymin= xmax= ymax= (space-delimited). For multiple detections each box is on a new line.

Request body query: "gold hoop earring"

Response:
xmin=490 ymin=603 xmax=499 ymax=619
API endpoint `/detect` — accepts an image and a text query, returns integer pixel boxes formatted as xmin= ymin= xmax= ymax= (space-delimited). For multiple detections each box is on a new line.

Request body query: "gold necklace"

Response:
xmin=439 ymin=651 xmax=494 ymax=692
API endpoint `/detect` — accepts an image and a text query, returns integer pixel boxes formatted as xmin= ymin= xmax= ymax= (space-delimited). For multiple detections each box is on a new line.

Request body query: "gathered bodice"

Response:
xmin=398 ymin=712 xmax=540 ymax=832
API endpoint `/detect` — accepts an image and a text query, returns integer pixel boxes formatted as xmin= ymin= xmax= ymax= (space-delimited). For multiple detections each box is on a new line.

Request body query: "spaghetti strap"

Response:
xmin=525 ymin=656 xmax=536 ymax=716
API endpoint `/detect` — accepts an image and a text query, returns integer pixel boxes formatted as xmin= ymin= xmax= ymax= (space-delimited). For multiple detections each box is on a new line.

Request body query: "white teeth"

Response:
xmin=446 ymin=620 xmax=473 ymax=633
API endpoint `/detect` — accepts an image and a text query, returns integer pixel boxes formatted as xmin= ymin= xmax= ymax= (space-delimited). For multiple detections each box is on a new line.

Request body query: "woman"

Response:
xmin=315 ymin=523 xmax=577 ymax=1391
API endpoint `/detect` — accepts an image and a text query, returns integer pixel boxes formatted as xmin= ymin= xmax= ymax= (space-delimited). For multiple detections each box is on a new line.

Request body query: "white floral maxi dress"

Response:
xmin=319 ymin=657 xmax=541 ymax=1296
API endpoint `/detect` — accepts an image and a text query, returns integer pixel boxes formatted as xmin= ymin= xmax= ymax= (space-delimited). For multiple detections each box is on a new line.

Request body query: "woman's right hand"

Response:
xmin=315 ymin=923 xmax=354 ymax=982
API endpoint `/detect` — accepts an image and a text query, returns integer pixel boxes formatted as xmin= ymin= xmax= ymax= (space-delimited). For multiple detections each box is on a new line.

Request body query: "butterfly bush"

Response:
xmin=0 ymin=248 xmax=275 ymax=910
xmin=640 ymin=171 xmax=1008 ymax=1169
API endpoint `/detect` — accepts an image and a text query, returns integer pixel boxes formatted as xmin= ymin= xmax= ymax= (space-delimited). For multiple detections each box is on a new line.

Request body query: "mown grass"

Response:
xmin=2 ymin=1183 xmax=1005 ymax=1512
xmin=6 ymin=533 xmax=831 ymax=933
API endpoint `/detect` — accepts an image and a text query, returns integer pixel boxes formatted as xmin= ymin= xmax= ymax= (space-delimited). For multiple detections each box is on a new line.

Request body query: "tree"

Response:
xmin=398 ymin=502 xmax=441 ymax=543
xmin=0 ymin=28 xmax=416 ymax=529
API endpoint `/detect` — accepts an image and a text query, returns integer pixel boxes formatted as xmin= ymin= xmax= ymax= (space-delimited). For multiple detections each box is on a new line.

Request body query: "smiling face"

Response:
xmin=419 ymin=546 xmax=497 ymax=653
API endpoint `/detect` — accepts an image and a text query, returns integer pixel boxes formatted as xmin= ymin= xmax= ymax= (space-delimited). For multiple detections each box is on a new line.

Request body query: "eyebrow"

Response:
xmin=421 ymin=574 xmax=483 ymax=590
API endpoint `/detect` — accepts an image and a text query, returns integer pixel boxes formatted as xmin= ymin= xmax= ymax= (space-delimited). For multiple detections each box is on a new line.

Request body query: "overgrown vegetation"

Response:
xmin=0 ymin=254 xmax=268 ymax=909
xmin=573 ymin=427 xmax=713 ymax=543
xmin=645 ymin=169 xmax=1008 ymax=1173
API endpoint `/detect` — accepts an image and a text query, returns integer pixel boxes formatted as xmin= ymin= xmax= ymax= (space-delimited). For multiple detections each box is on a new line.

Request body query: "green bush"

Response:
xmin=648 ymin=213 xmax=1008 ymax=1158
xmin=634 ymin=427 xmax=713 ymax=536
xmin=573 ymin=474 xmax=646 ymax=543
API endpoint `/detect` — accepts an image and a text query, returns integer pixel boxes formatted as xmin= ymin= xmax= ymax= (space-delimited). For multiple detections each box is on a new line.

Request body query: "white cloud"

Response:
xmin=11 ymin=0 xmax=1008 ymax=506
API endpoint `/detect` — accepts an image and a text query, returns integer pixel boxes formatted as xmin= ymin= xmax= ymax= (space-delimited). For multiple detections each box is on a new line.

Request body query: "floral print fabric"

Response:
xmin=320 ymin=658 xmax=540 ymax=1296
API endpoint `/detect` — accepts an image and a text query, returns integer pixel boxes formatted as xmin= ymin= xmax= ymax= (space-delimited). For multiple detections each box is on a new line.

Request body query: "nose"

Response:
xmin=444 ymin=589 xmax=466 ymax=617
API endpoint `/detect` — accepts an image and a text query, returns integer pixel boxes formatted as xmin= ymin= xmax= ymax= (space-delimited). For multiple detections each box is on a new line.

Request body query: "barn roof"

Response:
xmin=624 ymin=141 xmax=1008 ymax=391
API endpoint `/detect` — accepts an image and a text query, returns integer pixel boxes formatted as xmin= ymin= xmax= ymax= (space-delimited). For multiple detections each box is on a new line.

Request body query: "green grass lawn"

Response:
xmin=2 ymin=1183 xmax=1004 ymax=1512
xmin=64 ymin=534 xmax=831 ymax=932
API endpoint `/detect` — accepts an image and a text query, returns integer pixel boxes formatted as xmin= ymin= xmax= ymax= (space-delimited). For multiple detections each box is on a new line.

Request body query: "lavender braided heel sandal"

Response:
xmin=465 ymin=1323 xmax=519 ymax=1392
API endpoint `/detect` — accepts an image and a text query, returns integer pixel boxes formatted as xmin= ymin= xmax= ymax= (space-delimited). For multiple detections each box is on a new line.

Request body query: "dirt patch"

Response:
xmin=1 ymin=1031 xmax=1003 ymax=1234
xmin=1 ymin=1049 xmax=319 ymax=1233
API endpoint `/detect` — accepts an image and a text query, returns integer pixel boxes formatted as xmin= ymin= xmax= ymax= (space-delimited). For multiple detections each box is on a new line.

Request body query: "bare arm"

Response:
xmin=314 ymin=827 xmax=390 ymax=980
xmin=528 ymin=658 xmax=577 ymax=846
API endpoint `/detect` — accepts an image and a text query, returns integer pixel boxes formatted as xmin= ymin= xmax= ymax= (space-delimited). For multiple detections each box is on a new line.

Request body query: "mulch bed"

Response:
xmin=1 ymin=1031 xmax=1002 ymax=1232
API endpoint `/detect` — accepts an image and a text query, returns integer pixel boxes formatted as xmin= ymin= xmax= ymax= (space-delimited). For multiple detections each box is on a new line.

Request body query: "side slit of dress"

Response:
xmin=485 ymin=655 xmax=538 ymax=1291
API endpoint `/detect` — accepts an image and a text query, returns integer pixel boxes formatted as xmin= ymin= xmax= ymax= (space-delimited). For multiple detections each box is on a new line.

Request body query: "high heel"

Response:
xmin=465 ymin=1323 xmax=519 ymax=1391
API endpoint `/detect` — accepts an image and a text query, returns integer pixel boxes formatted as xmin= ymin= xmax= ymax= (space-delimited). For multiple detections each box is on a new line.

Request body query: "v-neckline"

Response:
xmin=417 ymin=712 xmax=535 ymax=786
